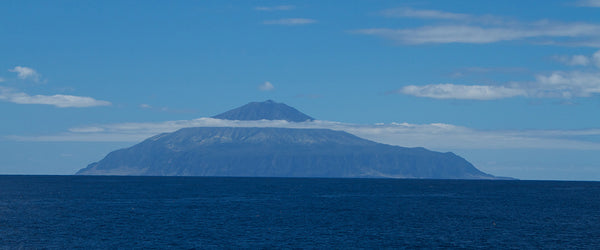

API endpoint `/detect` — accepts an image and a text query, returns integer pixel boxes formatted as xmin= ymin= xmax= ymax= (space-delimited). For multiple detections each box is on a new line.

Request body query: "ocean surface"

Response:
xmin=1 ymin=176 xmax=599 ymax=249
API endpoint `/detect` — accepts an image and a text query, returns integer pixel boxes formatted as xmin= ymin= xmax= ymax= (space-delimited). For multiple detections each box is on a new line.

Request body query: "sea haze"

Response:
xmin=1 ymin=176 xmax=598 ymax=248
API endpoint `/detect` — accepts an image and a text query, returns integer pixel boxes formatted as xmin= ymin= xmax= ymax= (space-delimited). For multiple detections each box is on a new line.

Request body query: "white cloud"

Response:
xmin=8 ymin=66 xmax=41 ymax=82
xmin=555 ymin=55 xmax=590 ymax=66
xmin=450 ymin=67 xmax=528 ymax=78
xmin=69 ymin=127 xmax=105 ymax=133
xmin=399 ymin=84 xmax=526 ymax=100
xmin=593 ymin=50 xmax=600 ymax=67
xmin=139 ymin=104 xmax=152 ymax=109
xmin=258 ymin=81 xmax=274 ymax=91
xmin=9 ymin=118 xmax=600 ymax=151
xmin=380 ymin=8 xmax=470 ymax=20
xmin=399 ymin=50 xmax=600 ymax=100
xmin=354 ymin=23 xmax=600 ymax=45
xmin=255 ymin=5 xmax=295 ymax=11
xmin=533 ymin=71 xmax=600 ymax=98
xmin=354 ymin=8 xmax=600 ymax=46
xmin=571 ymin=55 xmax=591 ymax=66
xmin=398 ymin=71 xmax=600 ymax=100
xmin=554 ymin=50 xmax=600 ymax=67
xmin=0 ymin=77 xmax=5 ymax=82
xmin=0 ymin=87 xmax=111 ymax=108
xmin=576 ymin=0 xmax=600 ymax=7
xmin=263 ymin=18 xmax=317 ymax=25
xmin=378 ymin=7 xmax=506 ymax=25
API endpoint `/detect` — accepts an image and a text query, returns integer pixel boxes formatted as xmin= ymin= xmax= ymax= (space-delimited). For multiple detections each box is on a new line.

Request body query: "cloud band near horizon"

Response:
xmin=7 ymin=118 xmax=600 ymax=151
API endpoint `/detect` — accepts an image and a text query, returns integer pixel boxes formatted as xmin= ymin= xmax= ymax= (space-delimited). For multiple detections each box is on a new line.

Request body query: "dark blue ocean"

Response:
xmin=1 ymin=176 xmax=599 ymax=249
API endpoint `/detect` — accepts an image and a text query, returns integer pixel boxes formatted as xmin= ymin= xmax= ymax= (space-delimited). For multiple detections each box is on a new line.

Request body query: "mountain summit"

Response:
xmin=212 ymin=100 xmax=314 ymax=122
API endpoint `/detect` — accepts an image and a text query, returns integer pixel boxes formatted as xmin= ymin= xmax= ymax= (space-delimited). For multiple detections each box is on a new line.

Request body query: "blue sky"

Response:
xmin=2 ymin=0 xmax=600 ymax=180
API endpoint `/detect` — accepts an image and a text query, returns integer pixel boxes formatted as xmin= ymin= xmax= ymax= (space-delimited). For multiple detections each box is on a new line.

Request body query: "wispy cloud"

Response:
xmin=137 ymin=103 xmax=196 ymax=114
xmin=263 ymin=18 xmax=317 ymax=25
xmin=258 ymin=81 xmax=274 ymax=91
xmin=0 ymin=77 xmax=5 ymax=82
xmin=68 ymin=127 xmax=105 ymax=133
xmin=255 ymin=5 xmax=295 ymax=11
xmin=8 ymin=66 xmax=42 ymax=82
xmin=533 ymin=70 xmax=600 ymax=98
xmin=554 ymin=54 xmax=591 ymax=66
xmin=380 ymin=7 xmax=470 ymax=20
xmin=354 ymin=23 xmax=600 ymax=45
xmin=397 ymin=50 xmax=600 ymax=100
xmin=576 ymin=0 xmax=600 ymax=7
xmin=9 ymin=118 xmax=600 ymax=151
xmin=397 ymin=71 xmax=600 ymax=100
xmin=354 ymin=8 xmax=600 ymax=46
xmin=554 ymin=50 xmax=600 ymax=67
xmin=450 ymin=67 xmax=528 ymax=78
xmin=398 ymin=84 xmax=526 ymax=100
xmin=0 ymin=87 xmax=111 ymax=108
xmin=594 ymin=50 xmax=600 ymax=67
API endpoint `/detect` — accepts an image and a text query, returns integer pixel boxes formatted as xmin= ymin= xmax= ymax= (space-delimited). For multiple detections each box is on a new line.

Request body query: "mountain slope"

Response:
xmin=77 ymin=127 xmax=495 ymax=179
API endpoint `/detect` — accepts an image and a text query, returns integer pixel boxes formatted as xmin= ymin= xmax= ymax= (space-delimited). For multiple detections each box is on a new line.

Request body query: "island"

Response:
xmin=77 ymin=100 xmax=504 ymax=179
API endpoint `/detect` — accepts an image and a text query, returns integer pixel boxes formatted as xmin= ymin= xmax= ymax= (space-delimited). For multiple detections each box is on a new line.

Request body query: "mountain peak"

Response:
xmin=212 ymin=100 xmax=314 ymax=122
